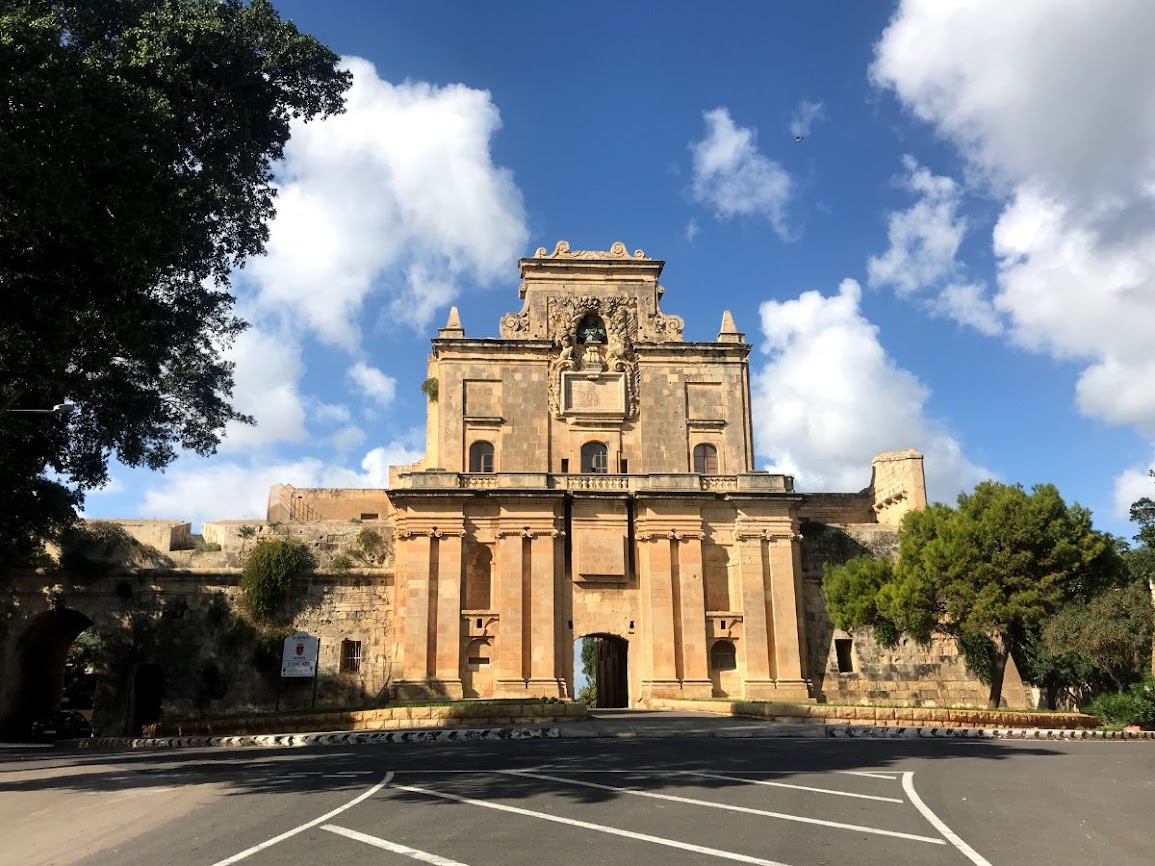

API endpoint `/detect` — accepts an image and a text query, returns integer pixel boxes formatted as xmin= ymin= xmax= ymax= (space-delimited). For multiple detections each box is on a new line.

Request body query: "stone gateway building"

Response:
xmin=2 ymin=242 xmax=1027 ymax=737
xmin=382 ymin=240 xmax=930 ymax=706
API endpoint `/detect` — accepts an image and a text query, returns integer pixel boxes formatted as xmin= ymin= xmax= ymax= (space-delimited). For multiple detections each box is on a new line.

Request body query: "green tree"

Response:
xmin=578 ymin=637 xmax=597 ymax=707
xmin=0 ymin=1 xmax=350 ymax=569
xmin=823 ymin=482 xmax=1123 ymax=707
xmin=821 ymin=554 xmax=899 ymax=647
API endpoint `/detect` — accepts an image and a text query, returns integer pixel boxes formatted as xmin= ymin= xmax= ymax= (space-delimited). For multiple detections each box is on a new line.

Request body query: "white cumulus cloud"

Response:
xmin=217 ymin=325 xmax=308 ymax=452
xmin=137 ymin=441 xmax=424 ymax=526
xmin=243 ymin=56 xmax=529 ymax=344
xmin=690 ymin=107 xmax=793 ymax=238
xmin=872 ymin=0 xmax=1155 ymax=503
xmin=347 ymin=361 xmax=397 ymax=407
xmin=752 ymin=278 xmax=991 ymax=502
xmin=867 ymin=156 xmax=1002 ymax=335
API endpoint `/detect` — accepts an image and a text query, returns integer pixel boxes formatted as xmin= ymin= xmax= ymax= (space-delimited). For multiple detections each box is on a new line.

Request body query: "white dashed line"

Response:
xmin=502 ymin=770 xmax=945 ymax=844
xmin=390 ymin=783 xmax=794 ymax=866
xmin=323 ymin=824 xmax=472 ymax=865
xmin=210 ymin=771 xmax=393 ymax=865
xmin=902 ymin=771 xmax=993 ymax=866
xmin=684 ymin=771 xmax=904 ymax=803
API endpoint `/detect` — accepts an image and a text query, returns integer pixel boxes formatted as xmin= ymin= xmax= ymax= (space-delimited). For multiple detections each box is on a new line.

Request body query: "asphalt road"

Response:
xmin=2 ymin=729 xmax=1154 ymax=866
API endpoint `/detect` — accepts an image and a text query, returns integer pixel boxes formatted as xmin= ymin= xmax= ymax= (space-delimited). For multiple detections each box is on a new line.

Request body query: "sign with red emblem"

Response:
xmin=281 ymin=632 xmax=320 ymax=678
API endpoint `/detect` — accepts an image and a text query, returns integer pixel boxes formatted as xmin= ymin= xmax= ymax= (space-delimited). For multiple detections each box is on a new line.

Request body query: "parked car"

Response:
xmin=29 ymin=710 xmax=93 ymax=742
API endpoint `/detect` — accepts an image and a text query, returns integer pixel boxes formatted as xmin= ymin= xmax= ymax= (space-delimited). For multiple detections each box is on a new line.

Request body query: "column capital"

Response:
xmin=495 ymin=527 xmax=565 ymax=539
xmin=637 ymin=528 xmax=705 ymax=542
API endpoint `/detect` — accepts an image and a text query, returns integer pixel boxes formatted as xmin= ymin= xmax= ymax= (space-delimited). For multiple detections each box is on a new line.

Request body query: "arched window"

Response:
xmin=469 ymin=441 xmax=495 ymax=473
xmin=710 ymin=639 xmax=737 ymax=671
xmin=693 ymin=443 xmax=718 ymax=474
xmin=581 ymin=441 xmax=609 ymax=474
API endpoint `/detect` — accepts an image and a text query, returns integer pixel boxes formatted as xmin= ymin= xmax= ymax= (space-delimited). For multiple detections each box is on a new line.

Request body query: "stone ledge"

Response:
xmin=157 ymin=701 xmax=586 ymax=736
xmin=651 ymin=697 xmax=1100 ymax=730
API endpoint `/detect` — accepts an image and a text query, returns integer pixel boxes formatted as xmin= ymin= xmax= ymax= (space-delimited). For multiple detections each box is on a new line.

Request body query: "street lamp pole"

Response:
xmin=3 ymin=403 xmax=76 ymax=416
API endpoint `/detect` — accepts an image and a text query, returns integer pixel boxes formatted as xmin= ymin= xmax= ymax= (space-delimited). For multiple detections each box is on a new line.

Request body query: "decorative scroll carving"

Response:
xmin=546 ymin=295 xmax=640 ymax=419
xmin=534 ymin=239 xmax=645 ymax=260
xmin=499 ymin=306 xmax=530 ymax=339
xmin=653 ymin=310 xmax=685 ymax=340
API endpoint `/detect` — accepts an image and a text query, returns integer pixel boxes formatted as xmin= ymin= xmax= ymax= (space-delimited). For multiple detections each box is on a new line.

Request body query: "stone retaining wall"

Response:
xmin=158 ymin=701 xmax=588 ymax=736
xmin=653 ymin=698 xmax=1099 ymax=729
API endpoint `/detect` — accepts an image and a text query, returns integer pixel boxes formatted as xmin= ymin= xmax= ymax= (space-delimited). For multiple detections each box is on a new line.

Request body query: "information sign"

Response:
xmin=281 ymin=632 xmax=320 ymax=678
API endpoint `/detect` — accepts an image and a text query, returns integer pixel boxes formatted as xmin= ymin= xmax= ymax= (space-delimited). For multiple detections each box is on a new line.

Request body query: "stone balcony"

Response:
xmin=391 ymin=469 xmax=795 ymax=494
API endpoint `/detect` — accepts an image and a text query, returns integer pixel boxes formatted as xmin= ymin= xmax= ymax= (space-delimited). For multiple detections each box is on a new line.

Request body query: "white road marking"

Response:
xmin=838 ymin=770 xmax=898 ymax=780
xmin=323 ymin=824 xmax=471 ymax=865
xmin=902 ymin=771 xmax=992 ymax=866
xmin=390 ymin=783 xmax=793 ymax=866
xmin=210 ymin=771 xmax=393 ymax=865
xmin=502 ymin=770 xmax=944 ymax=845
xmin=684 ymin=771 xmax=904 ymax=803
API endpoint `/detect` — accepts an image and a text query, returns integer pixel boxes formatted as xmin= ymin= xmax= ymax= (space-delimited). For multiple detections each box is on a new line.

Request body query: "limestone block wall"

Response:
xmin=798 ymin=493 xmax=875 ymax=525
xmin=799 ymin=522 xmax=1031 ymax=708
xmin=267 ymin=485 xmax=393 ymax=523
xmin=2 ymin=556 xmax=395 ymax=736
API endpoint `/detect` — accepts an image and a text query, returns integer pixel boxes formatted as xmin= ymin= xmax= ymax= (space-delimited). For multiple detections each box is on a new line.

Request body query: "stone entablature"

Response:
xmin=391 ymin=470 xmax=795 ymax=494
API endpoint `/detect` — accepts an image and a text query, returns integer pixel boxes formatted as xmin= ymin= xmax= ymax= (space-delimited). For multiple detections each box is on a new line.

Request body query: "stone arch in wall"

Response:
xmin=0 ymin=607 xmax=94 ymax=738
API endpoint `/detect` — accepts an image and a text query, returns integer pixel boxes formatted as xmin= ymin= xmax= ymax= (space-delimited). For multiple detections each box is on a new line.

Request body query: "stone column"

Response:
xmin=493 ymin=530 xmax=526 ymax=696
xmin=433 ymin=530 xmax=465 ymax=699
xmin=675 ymin=531 xmax=713 ymax=699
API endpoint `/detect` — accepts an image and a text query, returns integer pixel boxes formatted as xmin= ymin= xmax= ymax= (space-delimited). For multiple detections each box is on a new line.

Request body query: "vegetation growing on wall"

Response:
xmin=421 ymin=377 xmax=439 ymax=402
xmin=57 ymin=522 xmax=168 ymax=577
xmin=349 ymin=528 xmax=391 ymax=566
xmin=240 ymin=538 xmax=308 ymax=623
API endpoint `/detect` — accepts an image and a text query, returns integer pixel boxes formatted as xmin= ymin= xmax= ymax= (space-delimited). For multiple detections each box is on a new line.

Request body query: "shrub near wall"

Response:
xmin=240 ymin=538 xmax=307 ymax=623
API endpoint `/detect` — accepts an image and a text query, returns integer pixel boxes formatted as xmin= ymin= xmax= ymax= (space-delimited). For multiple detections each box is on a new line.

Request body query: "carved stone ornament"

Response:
xmin=534 ymin=239 xmax=646 ymax=260
xmin=545 ymin=296 xmax=640 ymax=419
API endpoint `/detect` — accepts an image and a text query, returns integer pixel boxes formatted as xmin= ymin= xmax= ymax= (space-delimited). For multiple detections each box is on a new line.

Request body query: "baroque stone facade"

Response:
xmin=383 ymin=241 xmax=934 ymax=706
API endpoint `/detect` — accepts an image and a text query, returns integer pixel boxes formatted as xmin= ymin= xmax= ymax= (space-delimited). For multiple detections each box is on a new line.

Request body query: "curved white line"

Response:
xmin=212 ymin=770 xmax=394 ymax=865
xmin=902 ymin=771 xmax=993 ymax=866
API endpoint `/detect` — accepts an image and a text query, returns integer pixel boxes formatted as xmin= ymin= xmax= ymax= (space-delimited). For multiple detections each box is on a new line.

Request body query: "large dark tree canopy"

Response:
xmin=0 ymin=0 xmax=350 ymax=565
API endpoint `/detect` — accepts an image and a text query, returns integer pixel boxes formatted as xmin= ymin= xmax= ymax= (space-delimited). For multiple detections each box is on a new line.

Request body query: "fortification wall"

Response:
xmin=800 ymin=522 xmax=1032 ymax=709
xmin=267 ymin=484 xmax=393 ymax=523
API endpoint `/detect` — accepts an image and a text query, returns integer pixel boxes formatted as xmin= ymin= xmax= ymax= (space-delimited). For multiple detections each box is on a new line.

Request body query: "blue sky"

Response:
xmin=83 ymin=0 xmax=1155 ymax=541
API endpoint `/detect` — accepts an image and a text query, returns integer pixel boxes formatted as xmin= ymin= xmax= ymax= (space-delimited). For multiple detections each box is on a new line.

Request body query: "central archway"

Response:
xmin=576 ymin=634 xmax=629 ymax=708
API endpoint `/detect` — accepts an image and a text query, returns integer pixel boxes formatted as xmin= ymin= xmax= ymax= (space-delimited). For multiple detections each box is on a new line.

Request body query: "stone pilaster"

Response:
xmin=734 ymin=531 xmax=774 ymax=698
xmin=493 ymin=529 xmax=526 ymax=695
xmin=673 ymin=528 xmax=712 ymax=699
xmin=433 ymin=528 xmax=465 ymax=699
xmin=637 ymin=531 xmax=679 ymax=701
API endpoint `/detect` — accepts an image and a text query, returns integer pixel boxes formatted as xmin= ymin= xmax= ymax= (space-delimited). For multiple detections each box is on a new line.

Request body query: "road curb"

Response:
xmin=58 ymin=722 xmax=1155 ymax=751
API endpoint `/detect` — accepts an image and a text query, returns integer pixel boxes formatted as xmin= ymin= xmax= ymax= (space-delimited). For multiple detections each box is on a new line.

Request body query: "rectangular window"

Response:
xmin=835 ymin=638 xmax=854 ymax=673
xmin=359 ymin=513 xmax=378 ymax=521
xmin=560 ymin=458 xmax=569 ymax=473
xmin=619 ymin=457 xmax=629 ymax=474
xmin=341 ymin=639 xmax=362 ymax=673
